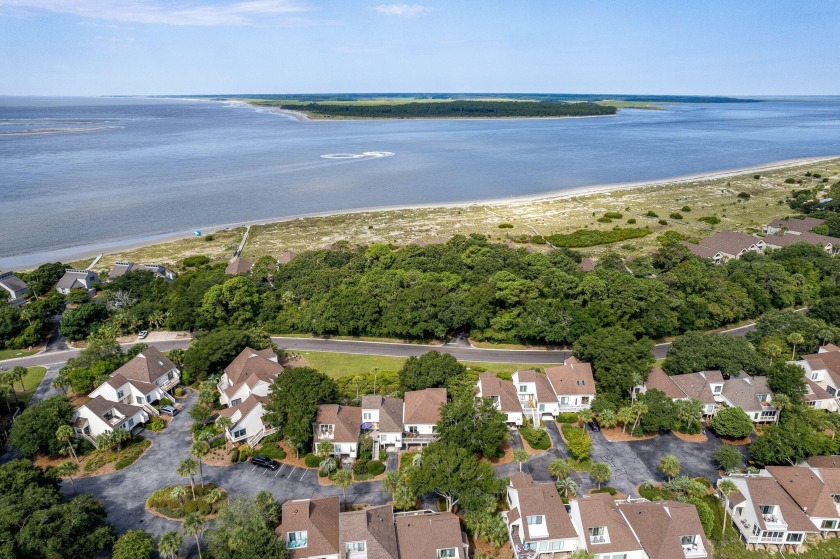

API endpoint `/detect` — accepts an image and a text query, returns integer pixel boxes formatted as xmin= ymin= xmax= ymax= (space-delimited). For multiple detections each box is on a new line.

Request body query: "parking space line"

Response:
xmin=287 ymin=466 xmax=297 ymax=479
xmin=251 ymin=465 xmax=258 ymax=473
xmin=300 ymin=469 xmax=308 ymax=481
xmin=275 ymin=464 xmax=286 ymax=477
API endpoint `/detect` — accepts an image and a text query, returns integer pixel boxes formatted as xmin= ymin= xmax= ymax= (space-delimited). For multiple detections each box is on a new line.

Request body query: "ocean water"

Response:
xmin=1 ymin=96 xmax=840 ymax=268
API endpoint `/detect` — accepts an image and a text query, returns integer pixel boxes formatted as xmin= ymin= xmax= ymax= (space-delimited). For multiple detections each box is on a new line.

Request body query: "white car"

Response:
xmin=138 ymin=331 xmax=148 ymax=339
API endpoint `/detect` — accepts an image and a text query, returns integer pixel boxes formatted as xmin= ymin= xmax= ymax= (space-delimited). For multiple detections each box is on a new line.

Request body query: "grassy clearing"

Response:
xmin=0 ymin=349 xmax=37 ymax=361
xmin=16 ymin=366 xmax=46 ymax=404
xmin=287 ymin=350 xmax=554 ymax=379
xmin=76 ymin=159 xmax=840 ymax=272
xmin=597 ymin=99 xmax=663 ymax=110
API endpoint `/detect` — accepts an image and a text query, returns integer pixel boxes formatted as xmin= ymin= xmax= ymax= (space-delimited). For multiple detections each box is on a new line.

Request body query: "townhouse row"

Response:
xmin=718 ymin=456 xmax=840 ymax=551
xmin=72 ymin=347 xmax=181 ymax=444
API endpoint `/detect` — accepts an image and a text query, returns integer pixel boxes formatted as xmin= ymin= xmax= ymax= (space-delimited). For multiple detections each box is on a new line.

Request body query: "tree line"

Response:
xmin=265 ymin=100 xmax=617 ymax=118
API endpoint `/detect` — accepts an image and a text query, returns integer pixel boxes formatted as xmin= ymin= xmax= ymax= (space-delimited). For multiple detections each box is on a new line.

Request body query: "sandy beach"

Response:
xmin=3 ymin=153 xmax=837 ymax=271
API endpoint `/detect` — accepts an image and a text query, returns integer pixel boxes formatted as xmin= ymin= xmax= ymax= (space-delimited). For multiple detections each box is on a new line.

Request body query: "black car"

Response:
xmin=251 ymin=455 xmax=280 ymax=470
xmin=587 ymin=419 xmax=600 ymax=432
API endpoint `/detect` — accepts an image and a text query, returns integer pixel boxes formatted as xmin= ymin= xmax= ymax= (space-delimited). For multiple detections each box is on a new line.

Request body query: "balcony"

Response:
xmin=683 ymin=542 xmax=707 ymax=557
xmin=404 ymin=431 xmax=436 ymax=445
xmin=158 ymin=374 xmax=180 ymax=392
xmin=762 ymin=514 xmax=787 ymax=531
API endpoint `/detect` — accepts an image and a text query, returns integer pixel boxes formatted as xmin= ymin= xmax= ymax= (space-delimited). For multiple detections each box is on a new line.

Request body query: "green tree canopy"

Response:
xmin=637 ymin=389 xmax=676 ymax=434
xmin=113 ymin=530 xmax=155 ymax=559
xmin=205 ymin=493 xmax=286 ymax=559
xmin=664 ymin=331 xmax=769 ymax=377
xmin=574 ymin=327 xmax=654 ymax=401
xmin=182 ymin=328 xmax=273 ymax=384
xmin=436 ymin=394 xmax=509 ymax=458
xmin=398 ymin=351 xmax=467 ymax=392
xmin=265 ymin=367 xmax=340 ymax=455
xmin=9 ymin=396 xmax=74 ymax=458
xmin=709 ymin=407 xmax=753 ymax=440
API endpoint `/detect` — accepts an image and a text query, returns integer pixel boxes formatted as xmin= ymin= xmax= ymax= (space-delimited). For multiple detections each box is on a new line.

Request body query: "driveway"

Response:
xmin=589 ymin=429 xmax=740 ymax=496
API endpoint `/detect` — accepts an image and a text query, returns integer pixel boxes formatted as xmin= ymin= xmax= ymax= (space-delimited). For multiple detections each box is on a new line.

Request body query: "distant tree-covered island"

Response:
xmin=247 ymin=99 xmax=618 ymax=119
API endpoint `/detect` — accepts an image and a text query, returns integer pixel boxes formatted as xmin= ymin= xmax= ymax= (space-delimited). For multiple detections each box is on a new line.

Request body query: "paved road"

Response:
xmin=2 ymin=307 xmax=807 ymax=371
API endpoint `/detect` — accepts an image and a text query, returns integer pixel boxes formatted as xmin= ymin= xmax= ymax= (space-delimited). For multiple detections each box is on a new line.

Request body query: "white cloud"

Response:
xmin=0 ymin=0 xmax=312 ymax=26
xmin=374 ymin=4 xmax=429 ymax=17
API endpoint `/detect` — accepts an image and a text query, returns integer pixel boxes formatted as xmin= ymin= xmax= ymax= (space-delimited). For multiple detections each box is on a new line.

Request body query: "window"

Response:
xmin=833 ymin=494 xmax=840 ymax=504
xmin=680 ymin=535 xmax=696 ymax=546
xmin=757 ymin=394 xmax=768 ymax=402
xmin=538 ymin=404 xmax=545 ymax=412
xmin=319 ymin=424 xmax=334 ymax=437
xmin=763 ymin=531 xmax=783 ymax=540
xmin=127 ymin=418 xmax=134 ymax=428
xmin=538 ymin=542 xmax=547 ymax=551
xmin=760 ymin=505 xmax=774 ymax=515
xmin=136 ymin=396 xmax=143 ymax=404
xmin=231 ymin=398 xmax=241 ymax=407
xmin=117 ymin=390 xmax=125 ymax=399
xmin=786 ymin=533 xmax=803 ymax=543
xmin=363 ymin=412 xmax=372 ymax=421
xmin=167 ymin=371 xmax=174 ymax=380
xmin=754 ymin=413 xmax=760 ymax=420
xmin=576 ymin=380 xmax=585 ymax=386
xmin=548 ymin=541 xmax=563 ymax=551
xmin=409 ymin=426 xmax=419 ymax=434
xmin=761 ymin=410 xmax=777 ymax=419
xmin=581 ymin=397 xmax=590 ymax=405
xmin=713 ymin=385 xmax=722 ymax=394
xmin=333 ymin=444 xmax=342 ymax=453
xmin=346 ymin=541 xmax=366 ymax=553
xmin=287 ymin=531 xmax=307 ymax=549
xmin=146 ymin=395 xmax=151 ymax=403
xmin=232 ymin=428 xmax=246 ymax=439
xmin=519 ymin=385 xmax=528 ymax=393
xmin=560 ymin=397 xmax=569 ymax=405
xmin=821 ymin=520 xmax=837 ymax=530
xmin=829 ymin=386 xmax=838 ymax=397
xmin=812 ymin=373 xmax=819 ymax=381
xmin=589 ymin=527 xmax=605 ymax=536
xmin=526 ymin=515 xmax=543 ymax=525
xmin=436 ymin=548 xmax=456 ymax=559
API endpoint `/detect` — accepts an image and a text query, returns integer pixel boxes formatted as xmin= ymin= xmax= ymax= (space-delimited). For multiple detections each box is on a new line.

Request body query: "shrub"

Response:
xmin=257 ymin=443 xmax=286 ymax=460
xmin=555 ymin=412 xmax=579 ymax=423
xmin=737 ymin=192 xmax=751 ymax=199
xmin=753 ymin=174 xmax=761 ymax=179
xmin=174 ymin=387 xmax=185 ymax=397
xmin=84 ymin=453 xmax=109 ymax=472
xmin=498 ymin=223 xmax=514 ymax=229
xmin=710 ymin=407 xmax=753 ymax=439
xmin=318 ymin=470 xmax=328 ymax=478
xmin=520 ymin=424 xmax=551 ymax=450
xmin=689 ymin=498 xmax=715 ymax=537
xmin=645 ymin=211 xmax=659 ymax=217
xmin=669 ymin=213 xmax=683 ymax=220
xmin=658 ymin=220 xmax=668 ymax=226
xmin=592 ymin=486 xmax=617 ymax=495
xmin=304 ymin=453 xmax=323 ymax=468
xmin=231 ymin=448 xmax=239 ymax=462
xmin=561 ymin=424 xmax=592 ymax=460
xmin=159 ymin=398 xmax=174 ymax=407
xmin=352 ymin=459 xmax=369 ymax=477
xmin=543 ymin=228 xmax=651 ymax=248
xmin=784 ymin=177 xmax=797 ymax=184
xmin=366 ymin=460 xmax=385 ymax=476
xmin=183 ymin=255 xmax=210 ymax=267
xmin=681 ymin=206 xmax=691 ymax=212
xmin=204 ymin=235 xmax=215 ymax=242
xmin=627 ymin=218 xmax=637 ymax=224
xmin=379 ymin=448 xmax=387 ymax=461
xmin=597 ymin=217 xmax=613 ymax=223
xmin=238 ymin=446 xmax=250 ymax=462
xmin=604 ymin=212 xmax=623 ymax=219
xmin=146 ymin=417 xmax=166 ymax=432
xmin=697 ymin=216 xmax=721 ymax=225
xmin=210 ymin=437 xmax=225 ymax=449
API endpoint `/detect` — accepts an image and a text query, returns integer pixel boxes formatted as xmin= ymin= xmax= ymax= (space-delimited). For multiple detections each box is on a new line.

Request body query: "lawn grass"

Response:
xmin=291 ymin=350 xmax=556 ymax=379
xmin=17 ymin=366 xmax=46 ymax=404
xmin=0 ymin=348 xmax=37 ymax=361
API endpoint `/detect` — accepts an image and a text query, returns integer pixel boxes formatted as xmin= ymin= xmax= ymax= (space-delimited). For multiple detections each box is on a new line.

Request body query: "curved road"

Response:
xmin=0 ymin=312 xmax=785 ymax=371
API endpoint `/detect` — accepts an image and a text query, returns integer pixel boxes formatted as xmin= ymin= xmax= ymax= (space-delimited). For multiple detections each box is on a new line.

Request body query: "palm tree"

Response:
xmin=0 ymin=386 xmax=13 ymax=413
xmin=556 ymin=476 xmax=578 ymax=499
xmin=616 ymin=407 xmax=635 ymax=433
xmin=818 ymin=329 xmax=835 ymax=347
xmin=56 ymin=425 xmax=79 ymax=464
xmin=189 ymin=441 xmax=210 ymax=488
xmin=51 ymin=371 xmax=71 ymax=395
xmin=177 ymin=458 xmax=198 ymax=500
xmin=215 ymin=415 xmax=233 ymax=435
xmin=0 ymin=372 xmax=19 ymax=404
xmin=11 ymin=366 xmax=27 ymax=393
xmin=55 ymin=461 xmax=79 ymax=493
xmin=182 ymin=512 xmax=205 ymax=559
xmin=203 ymin=487 xmax=225 ymax=505
xmin=597 ymin=409 xmax=617 ymax=430
xmin=590 ymin=461 xmax=612 ymax=490
xmin=513 ymin=448 xmax=529 ymax=472
xmin=787 ymin=332 xmax=805 ymax=360
xmin=549 ymin=458 xmax=569 ymax=481
xmin=158 ymin=531 xmax=183 ymax=559
xmin=718 ymin=480 xmax=738 ymax=540
xmin=771 ymin=394 xmax=791 ymax=424
xmin=577 ymin=408 xmax=594 ymax=425
xmin=170 ymin=485 xmax=188 ymax=505
xmin=333 ymin=469 xmax=353 ymax=510
xmin=630 ymin=402 xmax=649 ymax=434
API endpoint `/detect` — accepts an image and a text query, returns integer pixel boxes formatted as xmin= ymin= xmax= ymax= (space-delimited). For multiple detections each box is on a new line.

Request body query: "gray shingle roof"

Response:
xmin=339 ymin=505 xmax=399 ymax=559
xmin=721 ymin=376 xmax=773 ymax=412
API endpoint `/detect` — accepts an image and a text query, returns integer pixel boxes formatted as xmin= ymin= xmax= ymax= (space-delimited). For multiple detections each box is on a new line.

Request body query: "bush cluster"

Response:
xmin=520 ymin=424 xmax=551 ymax=450
xmin=304 ymin=453 xmax=323 ymax=468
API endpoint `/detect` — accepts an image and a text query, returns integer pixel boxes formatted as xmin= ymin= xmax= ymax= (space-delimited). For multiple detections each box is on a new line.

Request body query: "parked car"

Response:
xmin=138 ymin=331 xmax=148 ymax=339
xmin=251 ymin=455 xmax=280 ymax=470
xmin=587 ymin=419 xmax=600 ymax=432
xmin=159 ymin=405 xmax=179 ymax=416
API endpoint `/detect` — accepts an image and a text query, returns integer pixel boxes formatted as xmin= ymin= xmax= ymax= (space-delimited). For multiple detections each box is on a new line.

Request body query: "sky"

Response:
xmin=1 ymin=0 xmax=839 ymax=96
